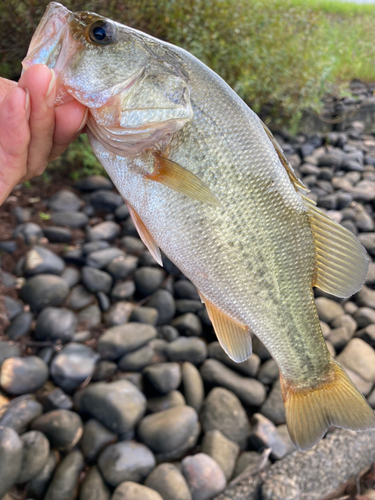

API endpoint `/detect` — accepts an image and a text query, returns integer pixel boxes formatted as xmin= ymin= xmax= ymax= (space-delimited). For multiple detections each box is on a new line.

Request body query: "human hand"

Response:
xmin=0 ymin=64 xmax=88 ymax=205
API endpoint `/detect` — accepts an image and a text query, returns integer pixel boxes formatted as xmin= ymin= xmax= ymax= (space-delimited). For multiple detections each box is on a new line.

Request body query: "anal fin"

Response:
xmin=126 ymin=202 xmax=163 ymax=267
xmin=203 ymin=296 xmax=252 ymax=362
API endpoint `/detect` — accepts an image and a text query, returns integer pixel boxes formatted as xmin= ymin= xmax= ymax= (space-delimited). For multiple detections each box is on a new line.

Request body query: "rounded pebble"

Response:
xmin=181 ymin=453 xmax=227 ymax=500
xmin=1 ymin=356 xmax=49 ymax=395
xmin=31 ymin=409 xmax=83 ymax=451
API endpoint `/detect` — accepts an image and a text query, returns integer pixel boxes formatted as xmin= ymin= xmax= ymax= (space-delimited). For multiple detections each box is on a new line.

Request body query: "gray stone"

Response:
xmin=17 ymin=430 xmax=50 ymax=483
xmin=98 ymin=441 xmax=155 ymax=486
xmin=81 ymin=419 xmax=118 ymax=463
xmin=27 ymin=450 xmax=58 ymax=499
xmin=176 ymin=299 xmax=204 ymax=314
xmin=357 ymin=323 xmax=375 ymax=346
xmin=48 ymin=190 xmax=81 ymax=212
xmin=336 ymin=338 xmax=375 ymax=382
xmin=181 ymin=361 xmax=205 ymax=412
xmin=118 ymin=344 xmax=155 ymax=371
xmin=92 ymin=360 xmax=118 ymax=381
xmin=98 ymin=323 xmax=157 ymax=360
xmin=134 ymin=267 xmax=166 ymax=296
xmin=104 ymin=301 xmax=133 ymax=327
xmin=5 ymin=312 xmax=32 ymax=340
xmin=147 ymin=390 xmax=186 ymax=413
xmin=77 ymin=304 xmax=102 ymax=328
xmin=353 ymin=307 xmax=375 ymax=328
xmin=111 ymin=482 xmax=163 ymax=500
xmin=86 ymin=247 xmax=125 ymax=269
xmin=106 ymin=255 xmax=138 ymax=280
xmin=181 ymin=453 xmax=226 ymax=500
xmin=366 ymin=262 xmax=375 ymax=285
xmin=74 ymin=175 xmax=113 ymax=192
xmin=82 ymin=266 xmax=113 ymax=293
xmin=331 ymin=314 xmax=357 ymax=336
xmin=200 ymin=359 xmax=266 ymax=406
xmin=1 ymin=356 xmax=49 ymax=395
xmin=31 ymin=410 xmax=83 ymax=451
xmin=90 ymin=190 xmax=123 ymax=212
xmin=0 ymin=396 xmax=42 ymax=434
xmin=38 ymin=387 xmax=73 ymax=412
xmin=83 ymin=241 xmax=111 ymax=254
xmin=145 ymin=463 xmax=192 ymax=500
xmin=0 ymin=341 xmax=21 ymax=368
xmin=44 ymin=226 xmax=72 ymax=243
xmin=147 ymin=290 xmax=176 ymax=325
xmin=315 ymin=297 xmax=345 ymax=323
xmin=208 ymin=342 xmax=260 ymax=377
xmin=257 ymin=359 xmax=279 ymax=385
xmin=111 ymin=281 xmax=135 ymax=301
xmin=200 ymin=388 xmax=250 ymax=448
xmin=171 ymin=313 xmax=202 ymax=336
xmin=20 ymin=274 xmax=69 ymax=312
xmin=174 ymin=280 xmax=200 ymax=300
xmin=249 ymin=413 xmax=290 ymax=460
xmin=233 ymin=451 xmax=269 ymax=479
xmin=358 ymin=232 xmax=375 ymax=255
xmin=166 ymin=337 xmax=207 ymax=364
xmin=87 ymin=221 xmax=120 ymax=241
xmin=144 ymin=363 xmax=181 ymax=394
xmin=356 ymin=285 xmax=375 ymax=309
xmin=79 ymin=466 xmax=110 ymax=500
xmin=51 ymin=211 xmax=88 ymax=228
xmin=114 ymin=203 xmax=130 ymax=220
xmin=23 ymin=246 xmax=65 ymax=277
xmin=0 ymin=426 xmax=23 ymax=497
xmin=35 ymin=307 xmax=77 ymax=342
xmin=260 ymin=380 xmax=286 ymax=425
xmin=158 ymin=325 xmax=179 ymax=342
xmin=120 ymin=235 xmax=145 ymax=254
xmin=202 ymin=430 xmax=240 ymax=480
xmin=66 ymin=285 xmax=95 ymax=311
xmin=44 ymin=450 xmax=84 ymax=500
xmin=13 ymin=222 xmax=43 ymax=244
xmin=326 ymin=326 xmax=353 ymax=351
xmin=129 ymin=306 xmax=158 ymax=325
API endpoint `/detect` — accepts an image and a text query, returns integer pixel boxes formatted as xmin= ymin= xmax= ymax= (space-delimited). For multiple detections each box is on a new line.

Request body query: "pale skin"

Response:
xmin=0 ymin=64 xmax=87 ymax=205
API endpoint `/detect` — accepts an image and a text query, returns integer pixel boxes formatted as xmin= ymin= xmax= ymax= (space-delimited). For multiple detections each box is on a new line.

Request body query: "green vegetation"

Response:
xmin=1 ymin=0 xmax=375 ymax=173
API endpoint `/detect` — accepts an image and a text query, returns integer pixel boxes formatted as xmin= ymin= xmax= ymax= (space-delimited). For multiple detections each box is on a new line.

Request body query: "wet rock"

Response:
xmin=166 ymin=337 xmax=207 ymax=364
xmin=336 ymin=338 xmax=375 ymax=382
xmin=51 ymin=211 xmax=89 ymax=229
xmin=0 ymin=240 xmax=17 ymax=253
xmin=86 ymin=247 xmax=125 ymax=269
xmin=66 ymin=285 xmax=95 ymax=310
xmin=112 ymin=482 xmax=163 ymax=500
xmin=5 ymin=311 xmax=32 ymax=340
xmin=104 ymin=301 xmax=133 ymax=326
xmin=201 ymin=359 xmax=266 ymax=407
xmin=171 ymin=313 xmax=202 ymax=336
xmin=20 ymin=274 xmax=69 ymax=312
xmin=356 ymin=285 xmax=375 ymax=309
xmin=87 ymin=221 xmax=120 ymax=242
xmin=147 ymin=390 xmax=186 ymax=413
xmin=44 ymin=450 xmax=84 ymax=500
xmin=257 ymin=358 xmax=279 ymax=385
xmin=74 ymin=175 xmax=113 ymax=192
xmin=1 ymin=356 xmax=49 ymax=395
xmin=17 ymin=430 xmax=50 ymax=483
xmin=129 ymin=306 xmax=158 ymax=325
xmin=38 ymin=387 xmax=73 ymax=412
xmin=0 ymin=426 xmax=23 ymax=497
xmin=81 ymin=266 xmax=113 ymax=294
xmin=27 ymin=450 xmax=59 ymax=499
xmin=201 ymin=430 xmax=239 ymax=480
xmin=98 ymin=441 xmax=155 ymax=486
xmin=44 ymin=226 xmax=72 ymax=243
xmin=249 ymin=413 xmax=291 ymax=460
xmin=174 ymin=280 xmax=200 ymax=300
xmin=31 ymin=410 xmax=83 ymax=451
xmin=353 ymin=307 xmax=375 ymax=328
xmin=106 ymin=255 xmax=138 ymax=280
xmin=79 ymin=466 xmax=110 ymax=500
xmin=48 ymin=190 xmax=81 ymax=212
xmin=315 ymin=297 xmax=345 ymax=323
xmin=35 ymin=307 xmax=77 ymax=342
xmin=144 ymin=363 xmax=181 ymax=394
xmin=0 ymin=396 xmax=42 ymax=434
xmin=23 ymin=246 xmax=65 ymax=277
xmin=13 ymin=222 xmax=43 ymax=244
xmin=111 ymin=280 xmax=135 ymax=301
xmin=79 ymin=380 xmax=146 ymax=433
xmin=260 ymin=380 xmax=285 ymax=425
xmin=134 ymin=267 xmax=166 ymax=296
xmin=98 ymin=323 xmax=157 ymax=360
xmin=77 ymin=304 xmax=102 ymax=328
xmin=208 ymin=342 xmax=260 ymax=377
xmin=0 ymin=341 xmax=21 ymax=367
xmin=147 ymin=290 xmax=176 ymax=324
xmin=138 ymin=406 xmax=198 ymax=455
xmin=145 ymin=463 xmax=192 ymax=500
xmin=181 ymin=361 xmax=205 ymax=412
xmin=200 ymin=387 xmax=250 ymax=448
xmin=90 ymin=190 xmax=123 ymax=212
xmin=181 ymin=453 xmax=227 ymax=500
xmin=50 ymin=343 xmax=99 ymax=392
xmin=81 ymin=419 xmax=117 ymax=463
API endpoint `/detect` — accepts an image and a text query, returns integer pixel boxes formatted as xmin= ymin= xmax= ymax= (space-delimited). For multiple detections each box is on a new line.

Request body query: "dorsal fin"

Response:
xmin=126 ymin=202 xmax=163 ymax=267
xmin=202 ymin=295 xmax=252 ymax=362
xmin=261 ymin=122 xmax=308 ymax=193
xmin=302 ymin=195 xmax=368 ymax=298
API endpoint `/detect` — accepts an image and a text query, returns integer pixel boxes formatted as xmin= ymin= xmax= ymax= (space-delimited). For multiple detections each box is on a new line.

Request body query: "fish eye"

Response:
xmin=87 ymin=20 xmax=116 ymax=45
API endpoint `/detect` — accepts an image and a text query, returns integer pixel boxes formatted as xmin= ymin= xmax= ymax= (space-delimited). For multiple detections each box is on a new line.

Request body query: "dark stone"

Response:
xmin=257 ymin=358 xmax=279 ymax=385
xmin=0 ymin=426 xmax=23 ymax=497
xmin=72 ymin=330 xmax=92 ymax=342
xmin=17 ymin=430 xmax=50 ymax=483
xmin=74 ymin=175 xmax=113 ymax=192
xmin=147 ymin=390 xmax=186 ymax=414
xmin=200 ymin=387 xmax=250 ymax=448
xmin=98 ymin=441 xmax=155 ymax=486
xmin=0 ymin=396 xmax=42 ymax=434
xmin=20 ymin=275 xmax=69 ymax=312
xmin=260 ymin=380 xmax=286 ymax=425
xmin=98 ymin=323 xmax=157 ymax=360
xmin=181 ymin=361 xmax=205 ymax=412
xmin=233 ymin=451 xmax=269 ymax=478
xmin=4 ymin=296 xmax=23 ymax=320
xmin=0 ymin=356 xmax=49 ymax=395
xmin=120 ymin=235 xmax=145 ymax=254
xmin=44 ymin=226 xmax=72 ymax=243
xmin=5 ymin=312 xmax=32 ymax=340
xmin=60 ymin=267 xmax=80 ymax=289
xmin=0 ymin=240 xmax=17 ymax=253
xmin=97 ymin=291 xmax=111 ymax=312
xmin=145 ymin=463 xmax=192 ymax=500
xmin=81 ymin=419 xmax=118 ymax=463
xmin=38 ymin=347 xmax=55 ymax=365
xmin=12 ymin=206 xmax=32 ymax=223
xmin=114 ymin=203 xmax=130 ymax=221
xmin=106 ymin=255 xmax=138 ymax=280
xmin=44 ymin=450 xmax=84 ymax=500
xmin=81 ymin=266 xmax=113 ymax=294
xmin=63 ymin=248 xmax=85 ymax=266
xmin=1 ymin=271 xmax=17 ymax=288
xmin=50 ymin=343 xmax=99 ymax=392
xmin=92 ymin=360 xmax=118 ymax=381
xmin=0 ymin=341 xmax=21 ymax=368
xmin=121 ymin=216 xmax=138 ymax=236
xmin=38 ymin=387 xmax=73 ymax=412
xmin=23 ymin=246 xmax=65 ymax=277
xmin=144 ymin=363 xmax=181 ymax=394
xmin=208 ymin=342 xmax=260 ymax=377
xmin=166 ymin=337 xmax=207 ymax=364
xmin=118 ymin=344 xmax=155 ymax=372
xmin=111 ymin=482 xmax=163 ymax=500
xmin=158 ymin=325 xmax=179 ymax=342
xmin=48 ymin=190 xmax=81 ymax=212
xmin=252 ymin=337 xmax=272 ymax=360
xmin=201 ymin=429 xmax=240 ymax=481
xmin=138 ymin=406 xmax=198 ymax=454
xmin=86 ymin=247 xmax=125 ymax=269
xmin=13 ymin=222 xmax=43 ymax=244
xmin=134 ymin=267 xmax=166 ymax=296
xmin=51 ymin=211 xmax=89 ymax=229
xmin=66 ymin=285 xmax=95 ymax=311
xmin=27 ymin=450 xmax=58 ymax=499
xmin=87 ymin=221 xmax=120 ymax=242
xmin=111 ymin=280 xmax=135 ymax=301
xmin=35 ymin=307 xmax=77 ymax=342
xmin=147 ymin=290 xmax=176 ymax=325
xmin=174 ymin=280 xmax=200 ymax=300
xmin=77 ymin=304 xmax=101 ymax=328
xmin=79 ymin=466 xmax=110 ymax=500
xmin=171 ymin=313 xmax=202 ymax=336
xmin=181 ymin=453 xmax=227 ymax=500
xmin=79 ymin=380 xmax=146 ymax=433
xmin=90 ymin=190 xmax=123 ymax=212
xmin=249 ymin=413 xmax=290 ymax=460
xmin=175 ymin=299 xmax=204 ymax=314
xmin=82 ymin=241 xmax=110 ymax=254
xmin=104 ymin=301 xmax=133 ymax=327
xmin=31 ymin=410 xmax=83 ymax=451
xmin=129 ymin=306 xmax=158 ymax=325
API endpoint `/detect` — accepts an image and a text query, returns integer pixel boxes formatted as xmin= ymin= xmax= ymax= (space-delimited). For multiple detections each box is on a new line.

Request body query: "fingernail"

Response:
xmin=25 ymin=89 xmax=30 ymax=121
xmin=76 ymin=107 xmax=89 ymax=133
xmin=45 ymin=68 xmax=56 ymax=107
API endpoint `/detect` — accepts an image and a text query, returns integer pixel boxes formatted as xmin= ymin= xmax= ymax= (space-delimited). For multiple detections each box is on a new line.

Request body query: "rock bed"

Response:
xmin=1 ymin=119 xmax=375 ymax=500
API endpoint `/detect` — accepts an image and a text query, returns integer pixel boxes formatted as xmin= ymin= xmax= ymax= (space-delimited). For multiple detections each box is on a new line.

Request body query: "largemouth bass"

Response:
xmin=24 ymin=2 xmax=375 ymax=450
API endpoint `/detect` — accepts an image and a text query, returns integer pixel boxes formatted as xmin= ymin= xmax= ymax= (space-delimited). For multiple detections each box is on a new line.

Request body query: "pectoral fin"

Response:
xmin=303 ymin=195 xmax=368 ymax=297
xmin=126 ymin=202 xmax=163 ymax=267
xmin=203 ymin=296 xmax=252 ymax=362
xmin=146 ymin=153 xmax=221 ymax=207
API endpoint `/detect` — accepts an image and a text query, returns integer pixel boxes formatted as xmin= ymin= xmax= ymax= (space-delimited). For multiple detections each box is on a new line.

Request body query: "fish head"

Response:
xmin=23 ymin=2 xmax=193 ymax=156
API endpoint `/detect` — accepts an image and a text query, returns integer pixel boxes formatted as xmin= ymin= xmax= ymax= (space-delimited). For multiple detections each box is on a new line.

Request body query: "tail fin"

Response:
xmin=280 ymin=360 xmax=375 ymax=451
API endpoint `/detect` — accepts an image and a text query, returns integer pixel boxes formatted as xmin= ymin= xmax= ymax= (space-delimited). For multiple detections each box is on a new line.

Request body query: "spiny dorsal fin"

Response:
xmin=261 ymin=122 xmax=308 ymax=193
xmin=302 ymin=195 xmax=368 ymax=298
xmin=202 ymin=295 xmax=252 ymax=362
xmin=146 ymin=153 xmax=222 ymax=206
xmin=126 ymin=201 xmax=163 ymax=267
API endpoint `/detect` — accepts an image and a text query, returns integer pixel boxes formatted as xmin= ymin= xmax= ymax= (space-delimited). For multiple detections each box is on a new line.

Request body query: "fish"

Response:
xmin=23 ymin=2 xmax=375 ymax=450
